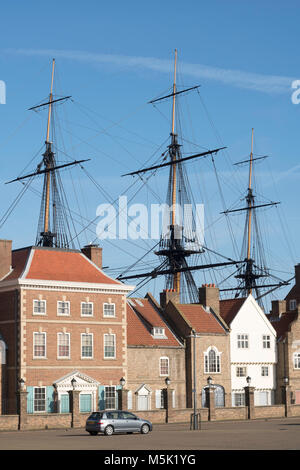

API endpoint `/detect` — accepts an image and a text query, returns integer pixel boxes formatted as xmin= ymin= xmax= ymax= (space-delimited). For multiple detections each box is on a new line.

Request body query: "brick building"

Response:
xmin=126 ymin=293 xmax=186 ymax=411
xmin=269 ymin=265 xmax=300 ymax=405
xmin=0 ymin=240 xmax=133 ymax=414
xmin=161 ymin=286 xmax=232 ymax=409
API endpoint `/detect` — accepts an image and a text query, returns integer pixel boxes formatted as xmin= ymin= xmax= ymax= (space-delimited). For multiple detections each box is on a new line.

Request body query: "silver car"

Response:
xmin=85 ymin=410 xmax=153 ymax=436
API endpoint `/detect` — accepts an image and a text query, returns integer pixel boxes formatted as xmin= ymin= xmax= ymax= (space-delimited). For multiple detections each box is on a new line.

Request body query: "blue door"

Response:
xmin=80 ymin=394 xmax=92 ymax=413
xmin=60 ymin=394 xmax=70 ymax=413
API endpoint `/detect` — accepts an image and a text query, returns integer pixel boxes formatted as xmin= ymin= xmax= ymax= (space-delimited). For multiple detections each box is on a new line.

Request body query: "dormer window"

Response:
xmin=152 ymin=327 xmax=166 ymax=338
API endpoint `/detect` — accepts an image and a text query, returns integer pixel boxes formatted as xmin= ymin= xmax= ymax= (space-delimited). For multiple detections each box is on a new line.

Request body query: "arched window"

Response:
xmin=204 ymin=347 xmax=221 ymax=373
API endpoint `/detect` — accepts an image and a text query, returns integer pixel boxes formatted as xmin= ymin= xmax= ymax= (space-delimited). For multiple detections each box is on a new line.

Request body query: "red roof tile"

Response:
xmin=127 ymin=299 xmax=181 ymax=347
xmin=219 ymin=298 xmax=246 ymax=325
xmin=177 ymin=304 xmax=227 ymax=334
xmin=1 ymin=247 xmax=121 ymax=285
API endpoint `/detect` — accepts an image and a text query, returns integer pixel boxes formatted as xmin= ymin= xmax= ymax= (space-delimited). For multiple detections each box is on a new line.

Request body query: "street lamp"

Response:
xmin=165 ymin=377 xmax=171 ymax=387
xmin=120 ymin=377 xmax=126 ymax=389
xmin=71 ymin=378 xmax=77 ymax=390
xmin=19 ymin=378 xmax=25 ymax=392
xmin=246 ymin=376 xmax=251 ymax=386
xmin=283 ymin=376 xmax=289 ymax=385
xmin=207 ymin=376 xmax=213 ymax=387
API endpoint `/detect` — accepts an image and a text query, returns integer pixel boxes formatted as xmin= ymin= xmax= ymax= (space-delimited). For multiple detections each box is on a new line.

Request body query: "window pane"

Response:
xmin=105 ymin=386 xmax=116 ymax=409
xmin=58 ymin=302 xmax=70 ymax=315
xmin=34 ymin=388 xmax=46 ymax=412
xmin=104 ymin=335 xmax=115 ymax=358
xmin=34 ymin=333 xmax=46 ymax=357
xmin=81 ymin=303 xmax=93 ymax=316
xmin=58 ymin=333 xmax=70 ymax=357
xmin=33 ymin=300 xmax=46 ymax=314
xmin=103 ymin=304 xmax=115 ymax=317
xmin=160 ymin=358 xmax=169 ymax=375
xmin=82 ymin=334 xmax=93 ymax=357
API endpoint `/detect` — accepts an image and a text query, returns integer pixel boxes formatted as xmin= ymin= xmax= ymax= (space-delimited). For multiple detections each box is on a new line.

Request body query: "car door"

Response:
xmin=121 ymin=412 xmax=140 ymax=431
xmin=106 ymin=411 xmax=124 ymax=432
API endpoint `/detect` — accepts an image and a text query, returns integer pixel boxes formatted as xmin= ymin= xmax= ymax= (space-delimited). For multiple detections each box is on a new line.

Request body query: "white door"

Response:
xmin=258 ymin=391 xmax=268 ymax=406
xmin=137 ymin=395 xmax=149 ymax=410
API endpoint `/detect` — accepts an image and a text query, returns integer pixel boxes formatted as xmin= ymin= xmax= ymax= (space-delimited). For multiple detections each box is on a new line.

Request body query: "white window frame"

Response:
xmin=159 ymin=356 xmax=169 ymax=376
xmin=57 ymin=300 xmax=70 ymax=316
xmin=57 ymin=332 xmax=70 ymax=359
xmin=294 ymin=352 xmax=300 ymax=369
xmin=81 ymin=333 xmax=93 ymax=359
xmin=33 ymin=299 xmax=46 ymax=315
xmin=104 ymin=333 xmax=116 ymax=359
xmin=81 ymin=302 xmax=94 ymax=317
xmin=234 ymin=392 xmax=245 ymax=407
xmin=236 ymin=366 xmax=247 ymax=377
xmin=104 ymin=386 xmax=117 ymax=409
xmin=263 ymin=335 xmax=271 ymax=349
xmin=261 ymin=366 xmax=269 ymax=376
xmin=33 ymin=386 xmax=46 ymax=413
xmin=289 ymin=299 xmax=297 ymax=310
xmin=237 ymin=334 xmax=249 ymax=349
xmin=204 ymin=347 xmax=221 ymax=374
xmin=103 ymin=303 xmax=116 ymax=318
xmin=33 ymin=332 xmax=46 ymax=359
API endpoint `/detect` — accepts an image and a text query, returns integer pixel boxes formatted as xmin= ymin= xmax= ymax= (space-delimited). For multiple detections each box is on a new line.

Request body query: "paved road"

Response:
xmin=0 ymin=418 xmax=299 ymax=450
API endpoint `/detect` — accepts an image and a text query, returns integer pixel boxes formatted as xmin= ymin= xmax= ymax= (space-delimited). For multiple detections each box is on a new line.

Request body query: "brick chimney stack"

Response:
xmin=0 ymin=240 xmax=12 ymax=280
xmin=295 ymin=264 xmax=300 ymax=287
xmin=270 ymin=300 xmax=286 ymax=319
xmin=198 ymin=284 xmax=220 ymax=315
xmin=160 ymin=289 xmax=180 ymax=309
xmin=81 ymin=244 xmax=102 ymax=269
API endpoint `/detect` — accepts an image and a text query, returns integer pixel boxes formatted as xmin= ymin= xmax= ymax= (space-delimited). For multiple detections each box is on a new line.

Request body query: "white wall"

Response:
xmin=230 ymin=295 xmax=277 ymax=403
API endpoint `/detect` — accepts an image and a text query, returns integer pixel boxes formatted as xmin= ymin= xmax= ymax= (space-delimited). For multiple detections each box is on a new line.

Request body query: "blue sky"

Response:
xmin=0 ymin=1 xmax=299 ymax=308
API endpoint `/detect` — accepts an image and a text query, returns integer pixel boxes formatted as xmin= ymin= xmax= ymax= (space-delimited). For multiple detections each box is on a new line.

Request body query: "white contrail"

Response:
xmin=4 ymin=48 xmax=295 ymax=94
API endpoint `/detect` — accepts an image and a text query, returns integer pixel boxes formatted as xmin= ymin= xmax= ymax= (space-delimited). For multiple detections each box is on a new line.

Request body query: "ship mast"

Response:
xmin=118 ymin=50 xmax=241 ymax=302
xmin=6 ymin=59 xmax=90 ymax=249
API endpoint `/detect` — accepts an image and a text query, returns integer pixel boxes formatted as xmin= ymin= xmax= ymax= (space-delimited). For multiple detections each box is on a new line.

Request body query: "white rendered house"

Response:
xmin=219 ymin=294 xmax=277 ymax=407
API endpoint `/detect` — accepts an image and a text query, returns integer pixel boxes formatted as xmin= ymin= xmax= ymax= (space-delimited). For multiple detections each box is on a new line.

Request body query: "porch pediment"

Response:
xmin=135 ymin=383 xmax=152 ymax=395
xmin=54 ymin=370 xmax=100 ymax=390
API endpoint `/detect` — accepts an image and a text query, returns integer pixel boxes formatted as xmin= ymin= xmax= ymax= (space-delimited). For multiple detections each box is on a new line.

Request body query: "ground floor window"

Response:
xmin=233 ymin=392 xmax=245 ymax=407
xmin=105 ymin=386 xmax=116 ymax=409
xmin=34 ymin=387 xmax=46 ymax=412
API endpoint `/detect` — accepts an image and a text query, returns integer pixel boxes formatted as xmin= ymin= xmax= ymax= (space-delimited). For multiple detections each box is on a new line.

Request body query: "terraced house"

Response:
xmin=0 ymin=240 xmax=133 ymax=414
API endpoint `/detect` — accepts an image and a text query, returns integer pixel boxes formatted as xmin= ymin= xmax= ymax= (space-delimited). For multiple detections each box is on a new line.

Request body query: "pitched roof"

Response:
xmin=127 ymin=298 xmax=182 ymax=347
xmin=270 ymin=311 xmax=298 ymax=339
xmin=219 ymin=298 xmax=247 ymax=325
xmin=176 ymin=304 xmax=228 ymax=334
xmin=1 ymin=246 xmax=122 ymax=285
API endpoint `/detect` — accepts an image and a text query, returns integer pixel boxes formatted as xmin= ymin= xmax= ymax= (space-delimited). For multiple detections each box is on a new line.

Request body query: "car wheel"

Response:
xmin=141 ymin=424 xmax=150 ymax=434
xmin=104 ymin=425 xmax=114 ymax=436
xmin=89 ymin=431 xmax=98 ymax=436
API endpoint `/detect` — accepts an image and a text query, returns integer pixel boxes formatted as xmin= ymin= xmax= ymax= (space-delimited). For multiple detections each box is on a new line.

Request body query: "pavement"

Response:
xmin=0 ymin=417 xmax=299 ymax=450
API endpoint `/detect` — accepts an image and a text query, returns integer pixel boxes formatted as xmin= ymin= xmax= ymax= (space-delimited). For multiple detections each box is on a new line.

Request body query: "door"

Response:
xmin=295 ymin=390 xmax=300 ymax=404
xmin=106 ymin=411 xmax=124 ymax=432
xmin=80 ymin=393 xmax=92 ymax=413
xmin=60 ymin=394 xmax=70 ymax=413
xmin=137 ymin=395 xmax=149 ymax=410
xmin=119 ymin=411 xmax=140 ymax=431
xmin=214 ymin=385 xmax=225 ymax=407
xmin=258 ymin=391 xmax=268 ymax=406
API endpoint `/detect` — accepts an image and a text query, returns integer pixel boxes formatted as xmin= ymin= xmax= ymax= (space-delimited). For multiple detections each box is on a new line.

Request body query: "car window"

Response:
xmin=121 ymin=412 xmax=137 ymax=420
xmin=88 ymin=412 xmax=101 ymax=419
xmin=106 ymin=411 xmax=119 ymax=419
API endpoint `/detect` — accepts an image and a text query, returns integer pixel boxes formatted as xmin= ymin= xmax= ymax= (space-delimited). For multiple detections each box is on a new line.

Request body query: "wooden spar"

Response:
xmin=171 ymin=48 xmax=177 ymax=225
xmin=247 ymin=128 xmax=254 ymax=294
xmin=171 ymin=49 xmax=180 ymax=293
xmin=44 ymin=58 xmax=55 ymax=234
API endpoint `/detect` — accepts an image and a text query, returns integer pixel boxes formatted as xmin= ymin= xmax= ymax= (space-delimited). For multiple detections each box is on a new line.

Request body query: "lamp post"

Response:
xmin=120 ymin=377 xmax=126 ymax=389
xmin=18 ymin=378 xmax=25 ymax=392
xmin=246 ymin=376 xmax=251 ymax=386
xmin=207 ymin=376 xmax=213 ymax=387
xmin=165 ymin=377 xmax=171 ymax=387
xmin=71 ymin=377 xmax=77 ymax=390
